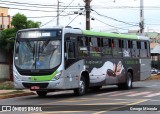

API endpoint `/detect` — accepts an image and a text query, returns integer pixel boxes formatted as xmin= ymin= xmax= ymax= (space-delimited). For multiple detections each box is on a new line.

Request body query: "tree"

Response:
xmin=27 ymin=20 xmax=41 ymax=28
xmin=0 ymin=13 xmax=41 ymax=51
xmin=11 ymin=13 xmax=27 ymax=30
xmin=11 ymin=13 xmax=41 ymax=30
xmin=0 ymin=28 xmax=16 ymax=51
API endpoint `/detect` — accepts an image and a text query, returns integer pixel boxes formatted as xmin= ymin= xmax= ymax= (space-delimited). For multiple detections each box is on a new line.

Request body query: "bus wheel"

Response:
xmin=74 ymin=76 xmax=86 ymax=96
xmin=118 ymin=72 xmax=132 ymax=90
xmin=36 ymin=91 xmax=47 ymax=97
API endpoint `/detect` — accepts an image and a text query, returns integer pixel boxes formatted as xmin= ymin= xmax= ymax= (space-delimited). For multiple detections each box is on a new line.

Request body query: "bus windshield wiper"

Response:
xmin=40 ymin=39 xmax=50 ymax=52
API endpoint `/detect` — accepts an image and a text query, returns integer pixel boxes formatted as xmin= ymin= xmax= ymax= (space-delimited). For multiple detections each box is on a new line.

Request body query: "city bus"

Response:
xmin=13 ymin=27 xmax=151 ymax=97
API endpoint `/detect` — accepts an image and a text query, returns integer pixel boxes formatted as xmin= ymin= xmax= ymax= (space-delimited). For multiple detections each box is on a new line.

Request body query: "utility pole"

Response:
xmin=139 ymin=0 xmax=144 ymax=35
xmin=57 ymin=0 xmax=60 ymax=26
xmin=84 ymin=0 xmax=92 ymax=30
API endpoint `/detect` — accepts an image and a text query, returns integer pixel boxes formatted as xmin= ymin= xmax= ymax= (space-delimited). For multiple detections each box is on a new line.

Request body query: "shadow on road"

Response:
xmin=23 ymin=85 xmax=147 ymax=100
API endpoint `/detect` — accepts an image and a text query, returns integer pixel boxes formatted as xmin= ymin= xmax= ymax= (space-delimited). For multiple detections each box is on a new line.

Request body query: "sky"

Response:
xmin=0 ymin=0 xmax=160 ymax=33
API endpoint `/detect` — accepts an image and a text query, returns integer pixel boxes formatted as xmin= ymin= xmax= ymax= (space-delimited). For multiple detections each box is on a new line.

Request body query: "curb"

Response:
xmin=0 ymin=92 xmax=35 ymax=99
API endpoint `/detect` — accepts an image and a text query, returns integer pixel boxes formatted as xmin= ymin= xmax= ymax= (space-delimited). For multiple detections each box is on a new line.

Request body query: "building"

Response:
xmin=0 ymin=7 xmax=11 ymax=30
xmin=0 ymin=7 xmax=10 ymax=81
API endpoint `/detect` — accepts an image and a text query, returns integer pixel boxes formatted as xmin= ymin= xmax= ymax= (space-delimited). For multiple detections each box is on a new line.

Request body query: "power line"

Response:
xmin=67 ymin=14 xmax=79 ymax=26
xmin=41 ymin=0 xmax=75 ymax=27
xmin=8 ymin=7 xmax=60 ymax=12
xmin=0 ymin=2 xmax=83 ymax=9
xmin=92 ymin=5 xmax=160 ymax=10
xmin=3 ymin=6 xmax=80 ymax=13
xmin=0 ymin=0 xmax=56 ymax=6
xmin=0 ymin=2 xmax=56 ymax=9
xmin=91 ymin=9 xmax=138 ymax=26
xmin=27 ymin=14 xmax=76 ymax=18
xmin=0 ymin=0 xmax=84 ymax=8
xmin=0 ymin=14 xmax=76 ymax=18
xmin=91 ymin=15 xmax=128 ymax=30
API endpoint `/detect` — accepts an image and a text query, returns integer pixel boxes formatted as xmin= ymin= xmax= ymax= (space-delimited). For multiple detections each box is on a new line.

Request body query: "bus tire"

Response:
xmin=118 ymin=72 xmax=133 ymax=90
xmin=36 ymin=91 xmax=47 ymax=97
xmin=74 ymin=76 xmax=87 ymax=96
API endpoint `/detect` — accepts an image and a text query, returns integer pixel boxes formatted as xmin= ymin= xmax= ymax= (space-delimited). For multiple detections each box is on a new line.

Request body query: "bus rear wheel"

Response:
xmin=36 ymin=91 xmax=47 ymax=97
xmin=118 ymin=72 xmax=133 ymax=90
xmin=74 ymin=76 xmax=87 ymax=96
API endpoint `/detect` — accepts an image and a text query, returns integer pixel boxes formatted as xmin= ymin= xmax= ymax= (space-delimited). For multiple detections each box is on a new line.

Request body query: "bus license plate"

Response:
xmin=31 ymin=86 xmax=40 ymax=90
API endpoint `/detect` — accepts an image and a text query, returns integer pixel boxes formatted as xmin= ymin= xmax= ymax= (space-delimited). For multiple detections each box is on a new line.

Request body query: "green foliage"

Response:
xmin=27 ymin=20 xmax=41 ymax=28
xmin=11 ymin=13 xmax=41 ymax=30
xmin=0 ymin=81 xmax=14 ymax=90
xmin=11 ymin=13 xmax=27 ymax=30
xmin=0 ymin=13 xmax=41 ymax=51
xmin=0 ymin=28 xmax=16 ymax=50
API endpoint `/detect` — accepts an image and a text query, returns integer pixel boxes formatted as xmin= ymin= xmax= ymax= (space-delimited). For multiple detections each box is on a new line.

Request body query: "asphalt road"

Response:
xmin=1 ymin=80 xmax=160 ymax=114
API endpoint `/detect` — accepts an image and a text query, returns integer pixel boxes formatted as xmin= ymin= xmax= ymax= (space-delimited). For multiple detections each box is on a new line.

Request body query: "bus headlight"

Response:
xmin=53 ymin=71 xmax=62 ymax=80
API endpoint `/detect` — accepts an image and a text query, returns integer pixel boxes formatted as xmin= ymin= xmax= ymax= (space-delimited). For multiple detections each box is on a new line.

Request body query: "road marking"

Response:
xmin=40 ymin=96 xmax=144 ymax=105
xmin=149 ymin=99 xmax=160 ymax=102
xmin=110 ymin=91 xmax=137 ymax=96
xmin=82 ymin=102 xmax=128 ymax=105
xmin=145 ymin=92 xmax=160 ymax=98
xmin=41 ymin=98 xmax=77 ymax=105
xmin=62 ymin=98 xmax=111 ymax=103
xmin=127 ymin=99 xmax=148 ymax=105
xmin=95 ymin=91 xmax=119 ymax=96
xmin=146 ymin=85 xmax=159 ymax=87
xmin=93 ymin=99 xmax=148 ymax=114
xmin=126 ymin=91 xmax=151 ymax=97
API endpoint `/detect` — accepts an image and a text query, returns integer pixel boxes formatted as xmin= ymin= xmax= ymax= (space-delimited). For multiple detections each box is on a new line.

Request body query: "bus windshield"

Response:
xmin=14 ymin=40 xmax=61 ymax=70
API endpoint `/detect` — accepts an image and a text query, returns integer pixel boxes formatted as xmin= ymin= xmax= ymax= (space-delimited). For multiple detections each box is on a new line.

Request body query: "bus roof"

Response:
xmin=82 ymin=30 xmax=149 ymax=41
xmin=17 ymin=27 xmax=150 ymax=41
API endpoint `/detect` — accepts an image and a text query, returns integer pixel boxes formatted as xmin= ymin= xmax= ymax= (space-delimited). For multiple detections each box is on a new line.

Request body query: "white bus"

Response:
xmin=13 ymin=27 xmax=151 ymax=97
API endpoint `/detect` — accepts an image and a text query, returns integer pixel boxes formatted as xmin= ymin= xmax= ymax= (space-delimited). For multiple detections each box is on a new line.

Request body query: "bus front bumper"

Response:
xmin=14 ymin=78 xmax=61 ymax=90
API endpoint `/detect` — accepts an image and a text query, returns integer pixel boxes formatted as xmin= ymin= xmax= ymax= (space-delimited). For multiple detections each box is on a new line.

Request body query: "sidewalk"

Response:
xmin=0 ymin=90 xmax=35 ymax=99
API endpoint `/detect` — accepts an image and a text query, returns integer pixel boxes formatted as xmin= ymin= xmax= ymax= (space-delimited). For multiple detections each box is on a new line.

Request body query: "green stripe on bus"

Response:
xmin=82 ymin=30 xmax=138 ymax=39
xmin=30 ymin=70 xmax=58 ymax=82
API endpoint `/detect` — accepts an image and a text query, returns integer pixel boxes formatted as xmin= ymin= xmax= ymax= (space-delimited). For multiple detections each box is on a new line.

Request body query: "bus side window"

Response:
xmin=136 ymin=41 xmax=141 ymax=57
xmin=123 ymin=40 xmax=127 ymax=48
xmin=78 ymin=36 xmax=89 ymax=57
xmin=141 ymin=42 xmax=147 ymax=58
xmin=144 ymin=42 xmax=147 ymax=49
xmin=147 ymin=41 xmax=150 ymax=57
xmin=114 ymin=39 xmax=119 ymax=48
xmin=111 ymin=39 xmax=114 ymax=48
xmin=102 ymin=38 xmax=112 ymax=57
xmin=128 ymin=40 xmax=133 ymax=49
xmin=101 ymin=38 xmax=103 ymax=47
xmin=108 ymin=39 xmax=112 ymax=47
xmin=90 ymin=37 xmax=101 ymax=58
xmin=137 ymin=41 xmax=141 ymax=49
xmin=119 ymin=39 xmax=122 ymax=48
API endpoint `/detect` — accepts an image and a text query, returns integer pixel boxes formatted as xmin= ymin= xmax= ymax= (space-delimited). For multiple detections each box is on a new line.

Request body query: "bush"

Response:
xmin=0 ymin=81 xmax=14 ymax=90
